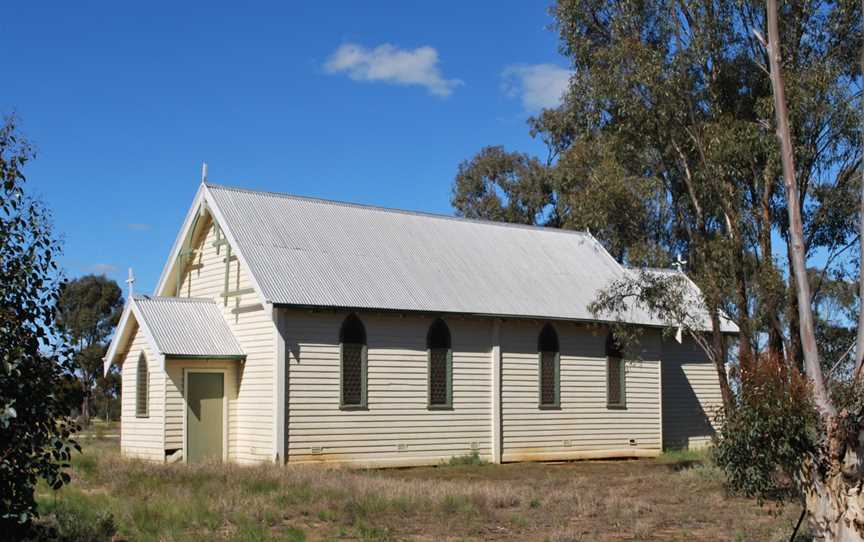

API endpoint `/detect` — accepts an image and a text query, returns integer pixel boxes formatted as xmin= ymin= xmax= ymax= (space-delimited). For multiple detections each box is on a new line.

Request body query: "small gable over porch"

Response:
xmin=105 ymin=295 xmax=245 ymax=462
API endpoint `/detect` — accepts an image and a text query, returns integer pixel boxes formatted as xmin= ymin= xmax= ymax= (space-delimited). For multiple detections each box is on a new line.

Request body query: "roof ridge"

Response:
xmin=204 ymin=182 xmax=593 ymax=238
xmin=627 ymin=266 xmax=679 ymax=273
xmin=133 ymin=295 xmax=217 ymax=304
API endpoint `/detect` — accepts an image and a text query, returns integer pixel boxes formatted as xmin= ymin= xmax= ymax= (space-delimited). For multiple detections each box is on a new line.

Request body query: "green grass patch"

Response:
xmin=658 ymin=447 xmax=711 ymax=465
xmin=445 ymin=450 xmax=488 ymax=467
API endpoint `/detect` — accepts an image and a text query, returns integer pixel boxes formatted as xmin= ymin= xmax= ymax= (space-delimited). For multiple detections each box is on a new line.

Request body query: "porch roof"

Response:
xmin=104 ymin=296 xmax=245 ymax=374
xmin=132 ymin=296 xmax=245 ymax=359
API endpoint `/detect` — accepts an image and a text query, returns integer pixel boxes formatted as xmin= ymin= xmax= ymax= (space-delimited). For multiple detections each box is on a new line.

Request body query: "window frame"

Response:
xmin=537 ymin=324 xmax=561 ymax=410
xmin=339 ymin=314 xmax=368 ymax=411
xmin=426 ymin=319 xmax=453 ymax=410
xmin=135 ymin=352 xmax=149 ymax=418
xmin=605 ymin=334 xmax=626 ymax=409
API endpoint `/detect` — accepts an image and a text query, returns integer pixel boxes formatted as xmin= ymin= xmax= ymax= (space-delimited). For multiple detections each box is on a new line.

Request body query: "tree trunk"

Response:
xmin=787 ymin=247 xmax=805 ymax=370
xmin=803 ymin=432 xmax=864 ymax=540
xmin=81 ymin=395 xmax=90 ymax=426
xmin=734 ymin=248 xmax=756 ymax=375
xmin=854 ymin=0 xmax=864 ymax=383
xmin=763 ymin=0 xmax=864 ymax=538
xmin=710 ymin=309 xmax=734 ymax=415
xmin=765 ymin=0 xmax=833 ymax=417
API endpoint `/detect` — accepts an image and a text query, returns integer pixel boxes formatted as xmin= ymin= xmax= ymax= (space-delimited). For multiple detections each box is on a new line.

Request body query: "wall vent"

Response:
xmin=628 ymin=439 xmax=637 ymax=447
xmin=310 ymin=446 xmax=323 ymax=455
xmin=397 ymin=443 xmax=408 ymax=451
xmin=470 ymin=441 xmax=479 ymax=451
xmin=563 ymin=440 xmax=573 ymax=447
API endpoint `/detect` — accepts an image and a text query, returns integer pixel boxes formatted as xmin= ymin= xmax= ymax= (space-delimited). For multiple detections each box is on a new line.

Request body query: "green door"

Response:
xmin=187 ymin=372 xmax=224 ymax=463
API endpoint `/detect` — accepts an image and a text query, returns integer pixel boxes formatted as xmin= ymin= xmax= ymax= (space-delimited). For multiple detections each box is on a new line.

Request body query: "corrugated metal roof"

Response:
xmin=206 ymin=183 xmax=733 ymax=331
xmin=132 ymin=295 xmax=245 ymax=358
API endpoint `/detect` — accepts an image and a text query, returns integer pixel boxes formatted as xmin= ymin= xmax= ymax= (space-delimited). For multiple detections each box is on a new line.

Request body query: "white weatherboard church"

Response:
xmin=103 ymin=180 xmax=735 ymax=466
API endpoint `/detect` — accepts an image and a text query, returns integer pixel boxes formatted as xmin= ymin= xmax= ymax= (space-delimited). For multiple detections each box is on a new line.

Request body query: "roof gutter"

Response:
xmin=270 ymin=302 xmax=738 ymax=335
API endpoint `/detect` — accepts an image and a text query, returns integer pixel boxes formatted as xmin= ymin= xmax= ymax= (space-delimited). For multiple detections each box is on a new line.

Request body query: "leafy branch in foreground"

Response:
xmin=589 ymin=268 xmax=734 ymax=413
xmin=0 ymin=116 xmax=79 ymax=537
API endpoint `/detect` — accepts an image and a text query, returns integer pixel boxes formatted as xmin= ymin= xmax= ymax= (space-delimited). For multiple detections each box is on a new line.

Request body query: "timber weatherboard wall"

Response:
xmin=174 ymin=217 xmax=275 ymax=464
xmin=119 ymin=324 xmax=165 ymax=461
xmin=284 ymin=310 xmax=493 ymax=466
xmin=661 ymin=338 xmax=722 ymax=449
xmin=501 ymin=321 xmax=662 ymax=461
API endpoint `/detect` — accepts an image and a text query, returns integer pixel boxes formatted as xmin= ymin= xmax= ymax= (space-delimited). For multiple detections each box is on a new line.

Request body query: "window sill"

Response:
xmin=339 ymin=405 xmax=368 ymax=411
xmin=538 ymin=404 xmax=561 ymax=410
xmin=606 ymin=404 xmax=627 ymax=410
xmin=135 ymin=414 xmax=149 ymax=419
xmin=427 ymin=405 xmax=453 ymax=411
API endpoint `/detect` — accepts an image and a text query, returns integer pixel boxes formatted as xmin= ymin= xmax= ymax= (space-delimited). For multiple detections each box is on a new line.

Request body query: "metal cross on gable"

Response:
xmin=126 ymin=267 xmax=135 ymax=297
xmin=672 ymin=253 xmax=688 ymax=273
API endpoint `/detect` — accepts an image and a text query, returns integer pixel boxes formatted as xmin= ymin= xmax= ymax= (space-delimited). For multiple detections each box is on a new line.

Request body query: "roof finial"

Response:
xmin=201 ymin=162 xmax=208 ymax=184
xmin=673 ymin=253 xmax=688 ymax=273
xmin=126 ymin=267 xmax=135 ymax=298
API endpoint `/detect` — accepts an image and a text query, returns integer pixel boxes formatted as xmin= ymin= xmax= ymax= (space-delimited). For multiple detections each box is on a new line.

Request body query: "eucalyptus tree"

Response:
xmin=57 ymin=274 xmax=123 ymax=424
xmin=760 ymin=0 xmax=864 ymax=534
xmin=454 ymin=0 xmax=862 ymax=535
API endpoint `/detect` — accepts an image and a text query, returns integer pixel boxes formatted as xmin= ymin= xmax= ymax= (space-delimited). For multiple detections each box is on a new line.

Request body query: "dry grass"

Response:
xmin=37 ymin=428 xmax=806 ymax=541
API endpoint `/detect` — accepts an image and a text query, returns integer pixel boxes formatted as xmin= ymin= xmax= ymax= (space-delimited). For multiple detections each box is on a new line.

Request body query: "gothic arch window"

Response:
xmin=136 ymin=352 xmax=149 ymax=418
xmin=606 ymin=333 xmax=626 ymax=408
xmin=427 ymin=319 xmax=452 ymax=409
xmin=339 ymin=314 xmax=367 ymax=409
xmin=538 ymin=324 xmax=560 ymax=409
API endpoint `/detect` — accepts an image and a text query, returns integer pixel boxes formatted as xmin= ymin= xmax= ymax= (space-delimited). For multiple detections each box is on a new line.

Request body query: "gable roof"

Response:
xmin=104 ymin=295 xmax=245 ymax=374
xmin=196 ymin=183 xmax=734 ymax=332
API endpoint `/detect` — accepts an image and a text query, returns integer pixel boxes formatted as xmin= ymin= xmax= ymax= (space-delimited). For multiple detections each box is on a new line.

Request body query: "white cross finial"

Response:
xmin=201 ymin=162 xmax=208 ymax=184
xmin=673 ymin=253 xmax=688 ymax=273
xmin=126 ymin=267 xmax=135 ymax=298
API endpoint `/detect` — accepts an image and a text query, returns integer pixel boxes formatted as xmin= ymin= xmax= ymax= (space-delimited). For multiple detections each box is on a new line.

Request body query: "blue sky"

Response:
xmin=3 ymin=2 xmax=568 ymax=294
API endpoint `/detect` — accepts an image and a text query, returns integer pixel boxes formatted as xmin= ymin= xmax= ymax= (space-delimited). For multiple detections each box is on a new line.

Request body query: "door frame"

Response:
xmin=183 ymin=368 xmax=229 ymax=463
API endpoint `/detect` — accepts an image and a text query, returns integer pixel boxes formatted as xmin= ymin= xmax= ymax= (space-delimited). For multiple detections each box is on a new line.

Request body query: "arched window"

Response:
xmin=427 ymin=319 xmax=452 ymax=409
xmin=538 ymin=324 xmax=560 ymax=409
xmin=606 ymin=333 xmax=625 ymax=408
xmin=339 ymin=314 xmax=367 ymax=409
xmin=136 ymin=352 xmax=149 ymax=418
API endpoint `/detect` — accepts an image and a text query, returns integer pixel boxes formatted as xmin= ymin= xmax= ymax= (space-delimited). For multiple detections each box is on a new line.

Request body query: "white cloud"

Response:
xmin=87 ymin=263 xmax=119 ymax=274
xmin=324 ymin=43 xmax=462 ymax=97
xmin=502 ymin=64 xmax=571 ymax=111
xmin=127 ymin=223 xmax=151 ymax=231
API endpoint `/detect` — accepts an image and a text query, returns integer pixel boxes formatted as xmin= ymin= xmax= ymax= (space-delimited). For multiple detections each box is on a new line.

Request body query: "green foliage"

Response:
xmin=588 ymin=269 xmax=695 ymax=349
xmin=56 ymin=275 xmax=123 ymax=350
xmin=454 ymin=0 xmax=863 ymax=369
xmin=0 ymin=116 xmax=80 ymax=536
xmin=451 ymin=146 xmax=553 ymax=225
xmin=56 ymin=275 xmax=123 ymax=424
xmin=713 ymin=357 xmax=821 ymax=503
xmin=445 ymin=450 xmax=488 ymax=467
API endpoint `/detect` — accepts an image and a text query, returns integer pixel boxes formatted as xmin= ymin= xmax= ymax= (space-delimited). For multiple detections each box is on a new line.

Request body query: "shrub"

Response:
xmin=712 ymin=356 xmax=821 ymax=502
